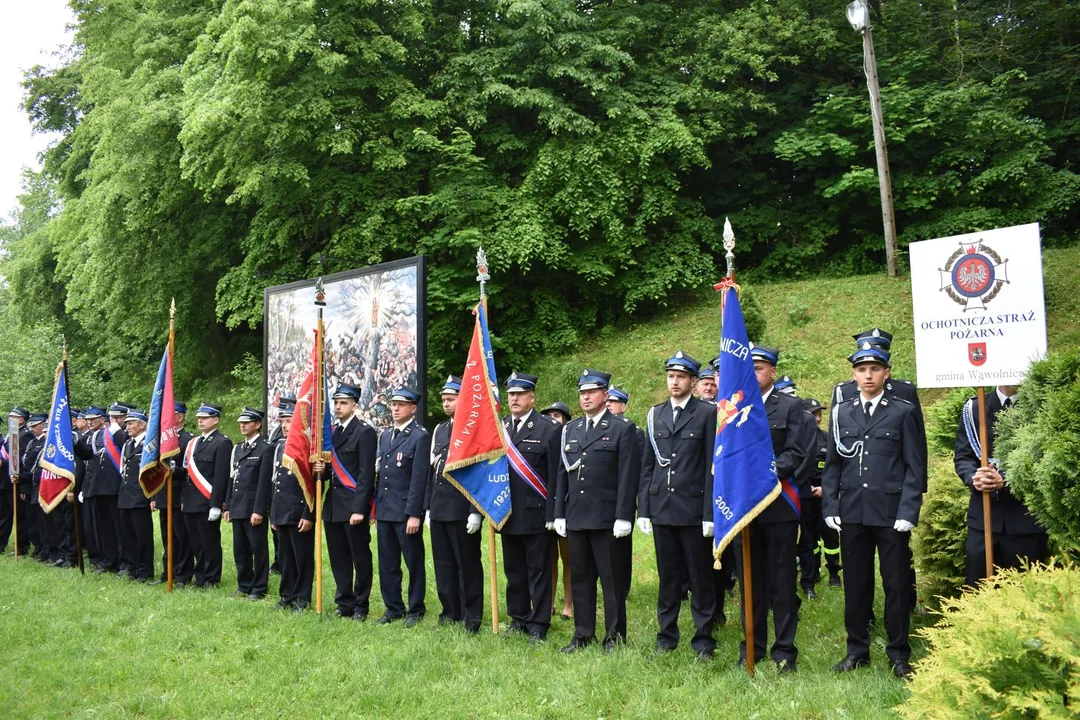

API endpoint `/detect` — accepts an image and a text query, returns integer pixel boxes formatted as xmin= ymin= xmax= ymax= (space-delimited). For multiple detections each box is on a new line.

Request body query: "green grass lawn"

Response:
xmin=0 ymin=519 xmax=920 ymax=719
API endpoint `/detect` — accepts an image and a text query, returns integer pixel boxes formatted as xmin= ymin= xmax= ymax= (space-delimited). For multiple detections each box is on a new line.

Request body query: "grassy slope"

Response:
xmin=1 ymin=246 xmax=1077 ymax=719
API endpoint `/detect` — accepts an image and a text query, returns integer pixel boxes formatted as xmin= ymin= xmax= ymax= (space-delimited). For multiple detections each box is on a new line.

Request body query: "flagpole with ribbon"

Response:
xmin=62 ymin=339 xmax=85 ymax=575
xmin=167 ymin=299 xmax=176 ymax=592
xmin=477 ymin=249 xmax=501 ymax=634
xmin=314 ymin=279 xmax=327 ymax=615
xmin=976 ymin=387 xmax=994 ymax=578
xmin=714 ymin=217 xmax=755 ymax=676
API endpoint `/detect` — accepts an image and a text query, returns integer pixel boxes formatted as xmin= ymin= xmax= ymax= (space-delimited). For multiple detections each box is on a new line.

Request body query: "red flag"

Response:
xmin=283 ymin=329 xmax=326 ymax=511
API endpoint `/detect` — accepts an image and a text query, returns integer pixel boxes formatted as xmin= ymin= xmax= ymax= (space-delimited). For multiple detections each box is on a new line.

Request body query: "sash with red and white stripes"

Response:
xmin=505 ymin=441 xmax=547 ymax=499
xmin=103 ymin=428 xmax=122 ymax=474
xmin=183 ymin=437 xmax=213 ymax=500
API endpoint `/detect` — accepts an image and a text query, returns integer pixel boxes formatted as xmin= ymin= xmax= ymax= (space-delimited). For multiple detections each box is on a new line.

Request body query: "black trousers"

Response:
xmin=92 ymin=495 xmax=121 ymax=571
xmin=183 ymin=512 xmax=222 ymax=586
xmin=277 ymin=523 xmax=315 ymax=606
xmin=157 ymin=509 xmax=194 ymax=583
xmin=733 ymin=519 xmax=799 ymax=665
xmin=119 ymin=507 xmax=155 ymax=580
xmin=713 ymin=544 xmax=736 ymax=623
xmin=376 ymin=520 xmax=426 ymax=618
xmin=841 ymin=522 xmax=911 ymax=663
xmin=431 ymin=519 xmax=484 ymax=629
xmin=270 ymin=526 xmax=280 ymax=571
xmin=567 ymin=529 xmax=629 ymax=644
xmin=81 ymin=497 xmax=100 ymax=566
xmin=27 ymin=501 xmax=45 ymax=557
xmin=324 ymin=520 xmax=373 ymax=616
xmin=817 ymin=504 xmax=842 ymax=576
xmin=964 ymin=528 xmax=1049 ymax=587
xmin=798 ymin=496 xmax=823 ymax=589
xmin=654 ymin=524 xmax=716 ymax=653
xmin=232 ymin=518 xmax=270 ymax=595
xmin=44 ymin=502 xmax=76 ymax=563
xmin=502 ymin=531 xmax=553 ymax=637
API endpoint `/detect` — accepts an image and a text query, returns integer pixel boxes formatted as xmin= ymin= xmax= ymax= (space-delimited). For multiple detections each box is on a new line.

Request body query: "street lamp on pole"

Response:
xmin=847 ymin=0 xmax=899 ymax=278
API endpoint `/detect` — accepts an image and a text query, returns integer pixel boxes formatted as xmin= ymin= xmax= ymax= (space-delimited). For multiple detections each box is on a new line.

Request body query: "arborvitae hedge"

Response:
xmin=913 ymin=458 xmax=968 ymax=609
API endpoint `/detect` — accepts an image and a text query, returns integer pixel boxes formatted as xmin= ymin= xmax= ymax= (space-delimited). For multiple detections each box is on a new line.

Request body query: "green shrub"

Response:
xmin=740 ymin=285 xmax=768 ymax=342
xmin=924 ymin=387 xmax=980 ymax=456
xmin=900 ymin=562 xmax=1080 ymax=719
xmin=995 ymin=350 xmax=1080 ymax=560
xmin=913 ymin=457 xmax=968 ymax=609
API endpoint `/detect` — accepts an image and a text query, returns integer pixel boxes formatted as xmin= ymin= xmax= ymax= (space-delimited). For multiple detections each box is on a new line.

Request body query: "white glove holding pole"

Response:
xmin=702 ymin=521 xmax=714 ymax=538
xmin=545 ymin=521 xmax=554 ymax=531
xmin=893 ymin=519 xmax=914 ymax=533
xmin=466 ymin=513 xmax=482 ymax=535
xmin=613 ymin=519 xmax=632 ymax=538
xmin=825 ymin=516 xmax=842 ymax=532
xmin=554 ymin=518 xmax=567 ymax=537
xmin=424 ymin=511 xmax=431 ymax=529
xmin=208 ymin=507 xmax=222 ymax=522
xmin=636 ymin=517 xmax=653 ymax=535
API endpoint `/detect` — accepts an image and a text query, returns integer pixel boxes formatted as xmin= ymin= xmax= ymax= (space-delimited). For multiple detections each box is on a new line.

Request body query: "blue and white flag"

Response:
xmin=39 ymin=360 xmax=77 ymax=513
xmin=712 ymin=282 xmax=780 ymax=563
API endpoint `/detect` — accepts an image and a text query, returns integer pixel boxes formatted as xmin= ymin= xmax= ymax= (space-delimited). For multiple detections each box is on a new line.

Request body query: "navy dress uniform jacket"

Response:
xmin=554 ymin=411 xmax=640 ymax=531
xmin=426 ymin=419 xmax=473 ymax=522
xmin=836 ymin=377 xmax=927 ymax=491
xmin=822 ymin=396 xmax=924 ymax=527
xmin=323 ymin=418 xmax=376 ymax=523
xmin=225 ymin=437 xmax=275 ymax=519
xmin=181 ymin=430 xmax=232 ymax=512
xmin=500 ymin=409 xmax=560 ymax=534
xmin=152 ymin=430 xmax=191 ymax=511
xmin=953 ymin=393 xmax=1043 ymax=535
xmin=757 ymin=391 xmax=814 ymax=524
xmin=377 ymin=421 xmax=430 ymax=522
xmin=73 ymin=428 xmax=102 ymax=497
xmin=638 ymin=397 xmax=716 ymax=526
xmin=117 ymin=438 xmax=151 ymax=510
xmin=270 ymin=441 xmax=314 ymax=526
xmin=82 ymin=427 xmax=127 ymax=497
xmin=20 ymin=434 xmax=46 ymax=503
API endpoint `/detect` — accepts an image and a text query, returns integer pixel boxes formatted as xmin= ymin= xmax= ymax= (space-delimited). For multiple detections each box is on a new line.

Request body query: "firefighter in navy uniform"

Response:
xmin=150 ymin=402 xmax=194 ymax=585
xmin=426 ymin=375 xmax=484 ymax=633
xmin=269 ymin=403 xmax=315 ymax=611
xmin=74 ymin=406 xmax=122 ymax=572
xmin=375 ymin=387 xmax=430 ymax=625
xmin=224 ymin=408 xmax=275 ymax=599
xmin=554 ymin=369 xmax=640 ymax=654
xmin=954 ymin=386 xmax=1048 ymax=587
xmin=500 ymin=372 xmax=561 ymax=643
xmin=181 ymin=403 xmax=232 ymax=589
xmin=19 ymin=414 xmax=48 ymax=560
xmin=117 ymin=410 xmax=155 ymax=581
xmin=800 ymin=398 xmax=841 ymax=591
xmin=5 ymin=407 xmax=34 ymax=556
xmin=266 ymin=395 xmax=295 ymax=574
xmin=824 ymin=342 xmax=924 ymax=679
xmin=638 ymin=352 xmax=718 ymax=659
xmin=605 ymin=385 xmax=642 ymax=606
xmin=733 ymin=344 xmax=814 ymax=673
xmin=313 ymin=384 xmax=377 ymax=620
xmin=697 ymin=364 xmax=735 ymax=620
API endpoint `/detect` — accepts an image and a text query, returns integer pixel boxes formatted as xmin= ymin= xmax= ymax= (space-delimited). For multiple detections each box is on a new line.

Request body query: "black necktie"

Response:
xmin=673 ymin=406 xmax=682 ymax=424
xmin=513 ymin=418 xmax=522 ymax=438
xmin=586 ymin=418 xmax=595 ymax=438
xmin=864 ymin=401 xmax=873 ymax=419
xmin=1003 ymin=397 xmax=1014 ymax=409
xmin=391 ymin=428 xmax=399 ymax=442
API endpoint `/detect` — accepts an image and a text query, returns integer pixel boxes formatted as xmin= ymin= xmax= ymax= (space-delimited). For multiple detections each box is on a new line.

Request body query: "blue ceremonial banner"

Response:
xmin=139 ymin=347 xmax=179 ymax=498
xmin=443 ymin=303 xmax=512 ymax=530
xmin=711 ymin=283 xmax=780 ymax=563
xmin=39 ymin=360 xmax=77 ymax=513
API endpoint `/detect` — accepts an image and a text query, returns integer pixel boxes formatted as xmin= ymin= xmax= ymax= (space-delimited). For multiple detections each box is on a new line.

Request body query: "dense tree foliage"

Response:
xmin=1 ymin=0 xmax=1076 ymax=410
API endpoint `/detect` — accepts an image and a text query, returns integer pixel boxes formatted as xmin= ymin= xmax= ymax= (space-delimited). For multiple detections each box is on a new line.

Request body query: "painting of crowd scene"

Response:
xmin=264 ymin=259 xmax=424 ymax=433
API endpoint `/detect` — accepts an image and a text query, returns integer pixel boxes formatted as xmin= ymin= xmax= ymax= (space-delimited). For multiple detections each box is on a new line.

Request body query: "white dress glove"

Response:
xmin=208 ymin=507 xmax=222 ymax=522
xmin=554 ymin=518 xmax=567 ymax=537
xmin=78 ymin=492 xmax=84 ymax=503
xmin=825 ymin=516 xmax=842 ymax=532
xmin=893 ymin=519 xmax=914 ymax=533
xmin=466 ymin=513 xmax=482 ymax=534
xmin=424 ymin=511 xmax=431 ymax=529
xmin=702 ymin=521 xmax=715 ymax=538
xmin=545 ymin=521 xmax=554 ymax=531
xmin=613 ymin=519 xmax=632 ymax=538
xmin=636 ymin=517 xmax=653 ymax=535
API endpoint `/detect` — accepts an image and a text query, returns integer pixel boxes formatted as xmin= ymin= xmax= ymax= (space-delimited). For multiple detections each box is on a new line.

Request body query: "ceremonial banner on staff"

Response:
xmin=711 ymin=284 xmax=780 ymax=561
xmin=443 ymin=303 xmax=512 ymax=530
xmin=39 ymin=361 xmax=77 ymax=513
xmin=139 ymin=347 xmax=179 ymax=498
xmin=283 ymin=328 xmax=332 ymax=510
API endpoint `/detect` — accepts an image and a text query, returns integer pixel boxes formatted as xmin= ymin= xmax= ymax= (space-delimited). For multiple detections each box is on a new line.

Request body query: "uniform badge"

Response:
xmin=396 ymin=451 xmax=403 ymax=467
xmin=565 ymin=444 xmax=572 ymax=451
xmin=527 ymin=421 xmax=533 ymax=429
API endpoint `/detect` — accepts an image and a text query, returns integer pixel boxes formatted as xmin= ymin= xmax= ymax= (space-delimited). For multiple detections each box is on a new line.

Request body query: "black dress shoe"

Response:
xmin=804 ymin=588 xmax=818 ymax=600
xmin=527 ymin=633 xmax=545 ymax=645
xmin=833 ymin=655 xmax=871 ymax=673
xmin=276 ymin=599 xmax=292 ymax=609
xmin=333 ymin=609 xmax=353 ymax=619
xmin=375 ymin=614 xmax=403 ymax=625
xmin=828 ymin=574 xmax=842 ymax=587
xmin=57 ymin=561 xmax=76 ymax=569
xmin=352 ymin=613 xmax=368 ymax=623
xmin=776 ymin=659 xmax=797 ymax=674
xmin=695 ymin=649 xmax=715 ymax=663
xmin=403 ymin=614 xmax=423 ymax=627
xmin=602 ymin=638 xmax=621 ymax=654
xmin=464 ymin=624 xmax=480 ymax=634
xmin=652 ymin=644 xmax=676 ymax=658
xmin=292 ymin=601 xmax=310 ymax=613
xmin=133 ymin=577 xmax=148 ymax=583
xmin=893 ymin=661 xmax=914 ymax=679
xmin=230 ymin=589 xmax=247 ymax=598
xmin=560 ymin=638 xmax=590 ymax=654
xmin=247 ymin=593 xmax=265 ymax=601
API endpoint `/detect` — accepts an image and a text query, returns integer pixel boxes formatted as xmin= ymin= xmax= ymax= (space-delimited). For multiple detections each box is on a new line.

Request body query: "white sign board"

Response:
xmin=909 ymin=223 xmax=1047 ymax=389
